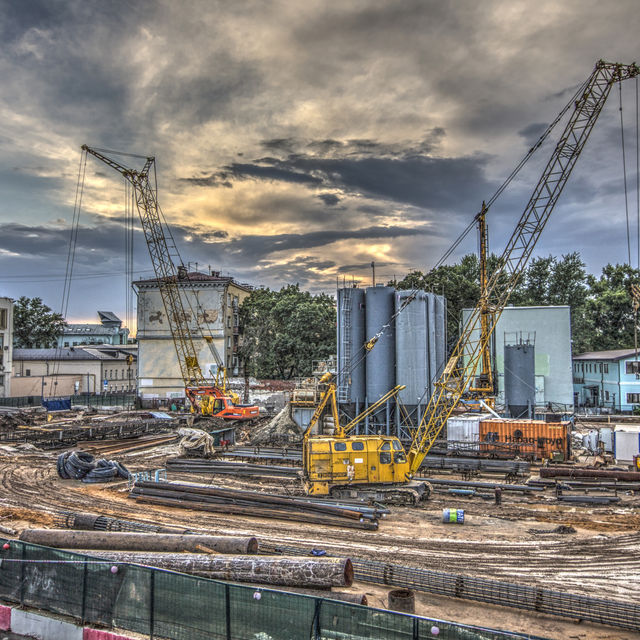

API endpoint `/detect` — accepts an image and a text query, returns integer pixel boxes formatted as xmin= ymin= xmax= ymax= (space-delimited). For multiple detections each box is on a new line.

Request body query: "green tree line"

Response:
xmin=393 ymin=252 xmax=640 ymax=355
xmin=239 ymin=284 xmax=336 ymax=379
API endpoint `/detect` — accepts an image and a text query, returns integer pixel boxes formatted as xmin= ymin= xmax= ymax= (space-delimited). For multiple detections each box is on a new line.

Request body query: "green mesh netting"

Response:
xmin=0 ymin=540 xmax=537 ymax=640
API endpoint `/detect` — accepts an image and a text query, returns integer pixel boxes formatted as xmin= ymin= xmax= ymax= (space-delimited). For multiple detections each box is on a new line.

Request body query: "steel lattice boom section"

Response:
xmin=407 ymin=60 xmax=640 ymax=472
xmin=82 ymin=145 xmax=206 ymax=387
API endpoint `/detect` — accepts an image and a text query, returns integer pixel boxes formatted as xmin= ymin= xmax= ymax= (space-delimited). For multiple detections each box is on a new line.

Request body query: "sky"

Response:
xmin=1 ymin=0 xmax=640 ymax=330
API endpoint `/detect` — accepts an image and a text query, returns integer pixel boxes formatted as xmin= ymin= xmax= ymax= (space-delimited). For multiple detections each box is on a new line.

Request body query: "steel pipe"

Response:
xmin=540 ymin=467 xmax=640 ymax=481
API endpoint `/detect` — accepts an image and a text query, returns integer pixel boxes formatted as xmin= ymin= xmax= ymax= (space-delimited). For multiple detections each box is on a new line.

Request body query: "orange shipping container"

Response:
xmin=478 ymin=419 xmax=570 ymax=461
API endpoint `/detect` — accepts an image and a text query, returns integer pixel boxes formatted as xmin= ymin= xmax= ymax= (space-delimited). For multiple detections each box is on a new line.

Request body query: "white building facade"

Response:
xmin=0 ymin=297 xmax=13 ymax=397
xmin=462 ymin=305 xmax=574 ymax=411
xmin=134 ymin=271 xmax=251 ymax=403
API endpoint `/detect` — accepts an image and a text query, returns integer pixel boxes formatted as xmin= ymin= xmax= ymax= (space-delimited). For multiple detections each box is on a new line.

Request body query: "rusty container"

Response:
xmin=478 ymin=419 xmax=570 ymax=461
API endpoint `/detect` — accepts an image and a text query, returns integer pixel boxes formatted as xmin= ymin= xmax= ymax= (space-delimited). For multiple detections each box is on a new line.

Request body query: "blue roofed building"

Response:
xmin=573 ymin=348 xmax=640 ymax=412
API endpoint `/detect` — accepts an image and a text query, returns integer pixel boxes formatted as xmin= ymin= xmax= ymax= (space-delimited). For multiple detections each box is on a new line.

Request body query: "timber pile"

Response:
xmin=57 ymin=551 xmax=353 ymax=588
xmin=129 ymin=480 xmax=380 ymax=530
xmin=19 ymin=530 xmax=259 ymax=554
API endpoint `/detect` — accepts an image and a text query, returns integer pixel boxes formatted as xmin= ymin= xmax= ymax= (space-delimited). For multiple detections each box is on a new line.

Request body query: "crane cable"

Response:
xmin=50 ymin=151 xmax=87 ymax=392
xmin=619 ymin=81 xmax=632 ymax=266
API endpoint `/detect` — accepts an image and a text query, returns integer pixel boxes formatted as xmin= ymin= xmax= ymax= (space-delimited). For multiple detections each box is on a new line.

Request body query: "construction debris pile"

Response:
xmin=0 ymin=406 xmax=179 ymax=449
xmin=248 ymin=405 xmax=302 ymax=446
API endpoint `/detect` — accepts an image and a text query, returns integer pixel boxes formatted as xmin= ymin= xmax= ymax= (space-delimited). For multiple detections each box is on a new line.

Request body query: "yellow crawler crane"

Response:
xmin=304 ymin=61 xmax=640 ymax=502
xmin=303 ymin=374 xmax=432 ymax=504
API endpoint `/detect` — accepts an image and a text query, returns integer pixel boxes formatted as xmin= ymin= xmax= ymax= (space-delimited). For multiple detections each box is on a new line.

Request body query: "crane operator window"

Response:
xmin=380 ymin=441 xmax=392 ymax=464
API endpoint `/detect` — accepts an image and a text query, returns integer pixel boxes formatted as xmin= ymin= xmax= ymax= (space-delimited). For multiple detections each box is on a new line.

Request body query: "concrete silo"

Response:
xmin=365 ymin=286 xmax=396 ymax=426
xmin=395 ymin=291 xmax=428 ymax=411
xmin=336 ymin=287 xmax=366 ymax=404
xmin=504 ymin=336 xmax=536 ymax=418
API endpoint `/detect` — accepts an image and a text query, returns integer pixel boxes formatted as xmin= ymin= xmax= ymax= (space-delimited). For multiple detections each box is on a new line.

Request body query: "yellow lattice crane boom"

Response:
xmin=407 ymin=60 xmax=640 ymax=474
xmin=82 ymin=145 xmax=259 ymax=419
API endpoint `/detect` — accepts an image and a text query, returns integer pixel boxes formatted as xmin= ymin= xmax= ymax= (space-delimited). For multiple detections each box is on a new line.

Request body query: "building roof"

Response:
xmin=13 ymin=347 xmax=136 ymax=362
xmin=63 ymin=324 xmax=123 ymax=336
xmin=97 ymin=311 xmax=121 ymax=324
xmin=133 ymin=271 xmax=252 ymax=292
xmin=573 ymin=348 xmax=640 ymax=361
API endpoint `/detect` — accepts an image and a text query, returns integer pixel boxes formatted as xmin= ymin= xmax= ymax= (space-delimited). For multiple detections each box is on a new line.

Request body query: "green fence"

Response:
xmin=0 ymin=540 xmax=542 ymax=640
xmin=0 ymin=393 xmax=137 ymax=409
xmin=0 ymin=395 xmax=41 ymax=408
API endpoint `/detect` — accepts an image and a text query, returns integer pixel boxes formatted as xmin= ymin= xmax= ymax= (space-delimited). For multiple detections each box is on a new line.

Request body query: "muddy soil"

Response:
xmin=1 ymin=444 xmax=638 ymax=639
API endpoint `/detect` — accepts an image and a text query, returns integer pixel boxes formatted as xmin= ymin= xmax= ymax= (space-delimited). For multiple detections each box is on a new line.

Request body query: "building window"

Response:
xmin=0 ymin=375 xmax=4 ymax=386
xmin=25 ymin=369 xmax=31 ymax=377
xmin=627 ymin=393 xmax=640 ymax=404
xmin=598 ymin=363 xmax=602 ymax=373
xmin=604 ymin=364 xmax=609 ymax=374
xmin=625 ymin=361 xmax=640 ymax=375
xmin=605 ymin=390 xmax=610 ymax=401
xmin=0 ymin=309 xmax=6 ymax=330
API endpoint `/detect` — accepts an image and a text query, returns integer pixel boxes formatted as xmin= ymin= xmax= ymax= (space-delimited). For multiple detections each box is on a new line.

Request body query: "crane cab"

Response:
xmin=303 ymin=434 xmax=410 ymax=496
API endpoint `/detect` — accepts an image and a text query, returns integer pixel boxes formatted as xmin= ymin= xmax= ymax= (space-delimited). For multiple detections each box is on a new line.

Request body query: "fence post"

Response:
xmin=81 ymin=559 xmax=88 ymax=624
xmin=19 ymin=543 xmax=25 ymax=605
xmin=225 ymin=584 xmax=231 ymax=640
xmin=149 ymin=570 xmax=155 ymax=640
xmin=312 ymin=598 xmax=322 ymax=640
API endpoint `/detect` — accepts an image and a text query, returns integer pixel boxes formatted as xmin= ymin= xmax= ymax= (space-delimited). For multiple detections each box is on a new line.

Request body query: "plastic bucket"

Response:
xmin=442 ymin=508 xmax=464 ymax=524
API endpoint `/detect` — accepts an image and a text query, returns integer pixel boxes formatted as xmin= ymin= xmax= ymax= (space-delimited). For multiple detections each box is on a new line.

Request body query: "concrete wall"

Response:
xmin=0 ymin=297 xmax=13 ymax=397
xmin=462 ymin=305 xmax=574 ymax=410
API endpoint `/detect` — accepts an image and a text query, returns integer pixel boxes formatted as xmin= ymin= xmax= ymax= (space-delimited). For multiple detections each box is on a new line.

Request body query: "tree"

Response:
xmin=239 ymin=285 xmax=336 ymax=379
xmin=393 ymin=251 xmax=593 ymax=352
xmin=13 ymin=297 xmax=66 ymax=348
xmin=584 ymin=263 xmax=640 ymax=352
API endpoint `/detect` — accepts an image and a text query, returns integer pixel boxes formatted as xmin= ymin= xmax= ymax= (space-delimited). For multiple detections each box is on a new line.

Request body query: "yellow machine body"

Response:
xmin=303 ymin=434 xmax=410 ymax=496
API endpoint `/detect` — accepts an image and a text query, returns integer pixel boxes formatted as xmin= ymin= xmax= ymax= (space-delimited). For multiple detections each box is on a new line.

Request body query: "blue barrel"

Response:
xmin=442 ymin=508 xmax=465 ymax=524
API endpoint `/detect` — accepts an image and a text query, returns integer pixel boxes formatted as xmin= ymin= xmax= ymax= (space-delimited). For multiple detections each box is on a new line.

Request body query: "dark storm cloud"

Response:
xmin=518 ymin=123 xmax=548 ymax=148
xmin=183 ymin=162 xmax=323 ymax=187
xmin=317 ymin=193 xmax=340 ymax=206
xmin=0 ymin=217 xmax=428 ymax=280
xmin=185 ymin=133 xmax=493 ymax=211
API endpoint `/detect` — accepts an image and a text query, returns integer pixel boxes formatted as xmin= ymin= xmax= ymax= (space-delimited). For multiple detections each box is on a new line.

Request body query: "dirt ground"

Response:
xmin=0 ymin=442 xmax=638 ymax=639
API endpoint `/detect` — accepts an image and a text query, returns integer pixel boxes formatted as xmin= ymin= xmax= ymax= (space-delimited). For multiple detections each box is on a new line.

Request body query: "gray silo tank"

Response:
xmin=434 ymin=295 xmax=447 ymax=378
xmin=504 ymin=342 xmax=536 ymax=418
xmin=395 ymin=291 xmax=428 ymax=408
xmin=336 ymin=287 xmax=366 ymax=404
xmin=365 ymin=286 xmax=396 ymax=402
xmin=425 ymin=294 xmax=439 ymax=398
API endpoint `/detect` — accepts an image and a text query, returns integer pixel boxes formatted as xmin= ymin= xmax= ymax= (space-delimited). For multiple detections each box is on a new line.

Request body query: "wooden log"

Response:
xmin=19 ymin=529 xmax=258 ymax=554
xmin=539 ymin=467 xmax=640 ymax=481
xmin=69 ymin=551 xmax=353 ymax=588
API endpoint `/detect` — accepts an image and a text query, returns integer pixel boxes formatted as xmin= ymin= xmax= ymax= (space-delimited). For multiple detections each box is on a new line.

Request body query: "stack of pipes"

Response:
xmin=129 ymin=480 xmax=382 ymax=530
